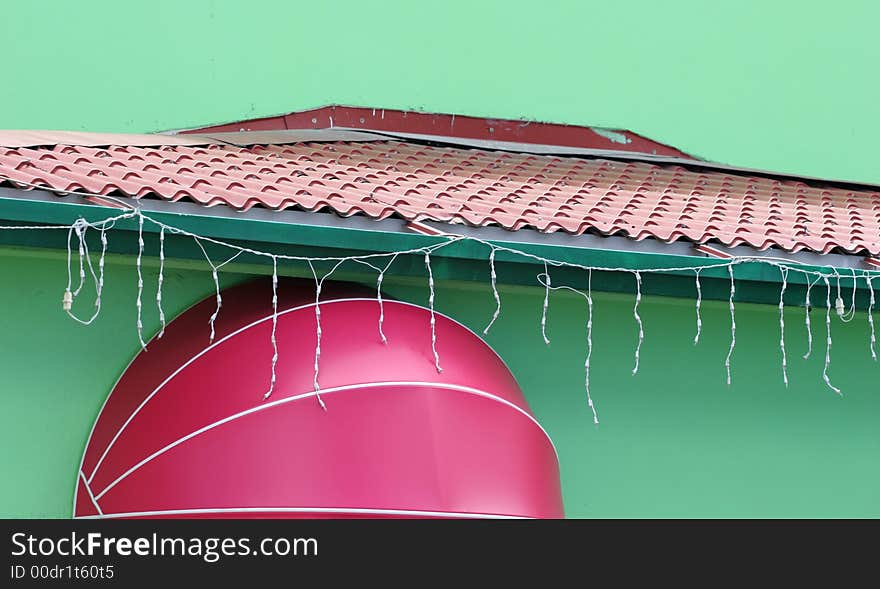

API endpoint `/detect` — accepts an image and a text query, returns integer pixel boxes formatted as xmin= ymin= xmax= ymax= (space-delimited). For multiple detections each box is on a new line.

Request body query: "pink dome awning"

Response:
xmin=75 ymin=279 xmax=563 ymax=519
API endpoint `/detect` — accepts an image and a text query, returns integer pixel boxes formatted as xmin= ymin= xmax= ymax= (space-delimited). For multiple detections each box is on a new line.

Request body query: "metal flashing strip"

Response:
xmin=76 ymin=507 xmax=529 ymax=520
xmin=191 ymin=128 xmax=390 ymax=145
xmin=418 ymin=219 xmax=873 ymax=272
xmin=0 ymin=186 xmax=875 ymax=283
xmin=324 ymin=128 xmax=880 ymax=193
xmin=0 ymin=130 xmax=222 ymax=148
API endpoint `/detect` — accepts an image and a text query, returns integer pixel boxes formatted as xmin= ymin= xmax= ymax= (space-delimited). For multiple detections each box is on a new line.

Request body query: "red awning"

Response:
xmin=74 ymin=279 xmax=564 ymax=519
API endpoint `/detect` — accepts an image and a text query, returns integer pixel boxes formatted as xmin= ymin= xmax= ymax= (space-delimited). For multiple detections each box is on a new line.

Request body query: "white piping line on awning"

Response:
xmin=75 ymin=506 xmax=531 ymax=520
xmin=71 ymin=290 xmax=213 ymax=517
xmin=92 ymin=380 xmax=558 ymax=502
xmin=78 ymin=471 xmax=102 ymax=516
xmin=86 ymin=298 xmax=522 ymax=485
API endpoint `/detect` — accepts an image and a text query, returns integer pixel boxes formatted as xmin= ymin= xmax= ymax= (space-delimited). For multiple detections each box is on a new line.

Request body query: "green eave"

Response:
xmin=0 ymin=192 xmax=875 ymax=308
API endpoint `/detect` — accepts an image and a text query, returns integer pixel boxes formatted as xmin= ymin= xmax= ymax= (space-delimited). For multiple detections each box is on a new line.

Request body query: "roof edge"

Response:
xmin=1 ymin=185 xmax=876 ymax=278
xmin=0 ymin=130 xmax=222 ymax=149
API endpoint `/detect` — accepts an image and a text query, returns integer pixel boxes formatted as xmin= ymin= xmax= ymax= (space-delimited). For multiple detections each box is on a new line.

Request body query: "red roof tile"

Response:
xmin=1 ymin=141 xmax=878 ymax=255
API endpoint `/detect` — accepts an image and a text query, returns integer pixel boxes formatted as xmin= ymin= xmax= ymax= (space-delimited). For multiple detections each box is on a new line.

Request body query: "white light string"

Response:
xmin=834 ymin=268 xmax=858 ymax=323
xmin=822 ymin=276 xmax=842 ymax=395
xmin=537 ymin=271 xmax=599 ymax=424
xmin=425 ymin=252 xmax=443 ymax=373
xmin=68 ymin=219 xmax=86 ymax=298
xmin=541 ymin=261 xmax=551 ymax=345
xmin=632 ymin=271 xmax=644 ymax=375
xmin=156 ymin=227 xmax=166 ymax=338
xmin=42 ymin=206 xmax=876 ymax=406
xmin=264 ymin=256 xmax=279 ymax=399
xmin=62 ymin=218 xmax=108 ymax=326
xmin=868 ymin=275 xmax=877 ymax=361
xmin=779 ymin=266 xmax=789 ymax=387
xmin=352 ymin=253 xmax=399 ymax=344
xmin=483 ymin=248 xmax=501 ymax=335
xmin=585 ymin=269 xmax=596 ymax=424
xmin=192 ymin=236 xmax=243 ymax=343
xmin=1 ymin=175 xmax=878 ymax=417
xmin=694 ymin=269 xmax=703 ymax=345
xmin=307 ymin=260 xmax=326 ymax=410
xmin=135 ymin=214 xmax=147 ymax=350
xmin=305 ymin=257 xmax=349 ymax=410
xmin=40 ymin=207 xmax=880 ymax=406
xmin=803 ymin=275 xmax=820 ymax=360
xmin=725 ymin=265 xmax=736 ymax=386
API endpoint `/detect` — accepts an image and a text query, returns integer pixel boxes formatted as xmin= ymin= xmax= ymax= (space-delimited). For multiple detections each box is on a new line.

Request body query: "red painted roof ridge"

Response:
xmin=174 ymin=105 xmax=694 ymax=159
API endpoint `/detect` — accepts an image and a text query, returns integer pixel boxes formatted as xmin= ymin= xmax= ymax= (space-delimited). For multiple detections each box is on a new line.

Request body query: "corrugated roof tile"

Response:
xmin=1 ymin=140 xmax=879 ymax=255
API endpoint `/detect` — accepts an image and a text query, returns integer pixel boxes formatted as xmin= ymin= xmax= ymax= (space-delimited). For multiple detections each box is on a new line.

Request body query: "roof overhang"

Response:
xmin=0 ymin=186 xmax=875 ymax=310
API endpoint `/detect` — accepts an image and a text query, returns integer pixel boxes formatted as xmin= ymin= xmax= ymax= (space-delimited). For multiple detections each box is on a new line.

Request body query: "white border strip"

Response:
xmin=92 ymin=381 xmax=557 ymax=502
xmin=86 ymin=298 xmax=520 ymax=485
xmin=78 ymin=471 xmax=103 ymax=516
xmin=86 ymin=300 xmax=317 ymax=484
xmin=72 ymin=291 xmax=217 ymax=515
xmin=75 ymin=507 xmax=530 ymax=520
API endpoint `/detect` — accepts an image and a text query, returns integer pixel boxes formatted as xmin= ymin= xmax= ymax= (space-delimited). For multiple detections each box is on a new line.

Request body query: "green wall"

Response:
xmin=2 ymin=1 xmax=879 ymax=184
xmin=1 ymin=248 xmax=877 ymax=518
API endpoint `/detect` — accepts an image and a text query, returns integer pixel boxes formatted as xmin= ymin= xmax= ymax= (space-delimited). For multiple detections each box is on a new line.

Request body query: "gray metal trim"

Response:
xmin=168 ymin=125 xmax=880 ymax=192
xmin=0 ymin=185 xmax=872 ymax=270
xmin=331 ymin=128 xmax=880 ymax=191
xmin=419 ymin=220 xmax=873 ymax=270
xmin=192 ymin=128 xmax=390 ymax=145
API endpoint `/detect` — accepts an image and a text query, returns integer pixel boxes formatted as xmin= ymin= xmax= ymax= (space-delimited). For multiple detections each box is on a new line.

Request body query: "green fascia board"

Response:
xmin=0 ymin=193 xmax=876 ymax=308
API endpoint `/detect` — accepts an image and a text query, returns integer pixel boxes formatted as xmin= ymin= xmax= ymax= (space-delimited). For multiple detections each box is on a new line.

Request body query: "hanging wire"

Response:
xmin=191 ymin=237 xmax=242 ymax=343
xmin=834 ymin=267 xmax=858 ymax=323
xmin=156 ymin=227 xmax=166 ymax=338
xmin=63 ymin=219 xmax=107 ymax=326
xmin=425 ymin=252 xmax=442 ymax=373
xmin=196 ymin=237 xmax=222 ymax=343
xmin=71 ymin=220 xmax=87 ymax=298
xmin=484 ymin=247 xmax=502 ymax=335
xmin=694 ymin=268 xmax=703 ymax=345
xmin=541 ymin=261 xmax=551 ymax=345
xmin=135 ymin=214 xmax=147 ymax=350
xmin=308 ymin=257 xmax=353 ymax=408
xmin=632 ymin=271 xmax=644 ymax=375
xmin=263 ymin=256 xmax=279 ymax=400
xmin=822 ymin=276 xmax=842 ymax=395
xmin=1 ymin=175 xmax=877 ymax=410
xmin=868 ymin=275 xmax=877 ymax=362
xmin=778 ymin=266 xmax=789 ymax=387
xmin=353 ymin=254 xmax=399 ymax=344
xmin=585 ymin=269 xmax=597 ymax=424
xmin=307 ymin=260 xmax=328 ymax=410
xmin=376 ymin=255 xmax=398 ymax=344
xmin=724 ymin=265 xmax=736 ymax=386
xmin=537 ymin=271 xmax=599 ymax=424
xmin=803 ymin=275 xmax=819 ymax=360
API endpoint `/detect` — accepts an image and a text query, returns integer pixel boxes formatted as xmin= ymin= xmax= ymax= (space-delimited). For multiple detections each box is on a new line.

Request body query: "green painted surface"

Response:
xmin=0 ymin=251 xmax=247 ymax=517
xmin=2 ymin=1 xmax=879 ymax=184
xmin=1 ymin=249 xmax=877 ymax=518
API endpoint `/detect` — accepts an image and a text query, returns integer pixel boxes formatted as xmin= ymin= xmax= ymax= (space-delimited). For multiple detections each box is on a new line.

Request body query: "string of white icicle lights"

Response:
xmin=779 ymin=266 xmax=789 ymax=387
xmin=537 ymin=271 xmax=598 ymax=425
xmin=0 ymin=178 xmax=877 ymax=423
